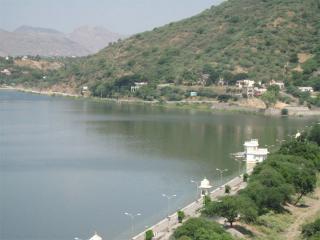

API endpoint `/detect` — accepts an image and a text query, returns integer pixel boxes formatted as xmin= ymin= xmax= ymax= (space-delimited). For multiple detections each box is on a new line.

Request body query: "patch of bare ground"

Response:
xmin=298 ymin=53 xmax=313 ymax=64
xmin=282 ymin=188 xmax=320 ymax=240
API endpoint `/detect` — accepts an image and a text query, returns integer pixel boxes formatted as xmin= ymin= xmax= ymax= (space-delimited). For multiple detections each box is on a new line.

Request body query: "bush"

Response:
xmin=243 ymin=173 xmax=249 ymax=182
xmin=302 ymin=218 xmax=320 ymax=239
xmin=145 ymin=229 xmax=154 ymax=240
xmin=178 ymin=210 xmax=186 ymax=223
xmin=281 ymin=108 xmax=288 ymax=116
xmin=225 ymin=185 xmax=231 ymax=194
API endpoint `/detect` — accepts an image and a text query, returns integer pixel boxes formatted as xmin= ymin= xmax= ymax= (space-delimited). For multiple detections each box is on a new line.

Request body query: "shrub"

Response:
xmin=145 ymin=229 xmax=154 ymax=240
xmin=281 ymin=108 xmax=289 ymax=116
xmin=243 ymin=173 xmax=249 ymax=182
xmin=177 ymin=210 xmax=186 ymax=223
xmin=225 ymin=185 xmax=231 ymax=194
xmin=302 ymin=218 xmax=320 ymax=239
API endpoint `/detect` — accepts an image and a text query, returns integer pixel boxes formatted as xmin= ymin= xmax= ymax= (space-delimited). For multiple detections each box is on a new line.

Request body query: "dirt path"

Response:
xmin=282 ymin=188 xmax=320 ymax=240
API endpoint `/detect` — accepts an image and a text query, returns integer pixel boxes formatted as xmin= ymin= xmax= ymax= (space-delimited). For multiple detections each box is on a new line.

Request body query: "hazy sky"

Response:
xmin=0 ymin=0 xmax=224 ymax=34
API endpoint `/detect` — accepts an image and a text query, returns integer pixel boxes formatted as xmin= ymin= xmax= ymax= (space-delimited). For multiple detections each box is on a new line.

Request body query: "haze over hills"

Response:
xmin=0 ymin=25 xmax=124 ymax=57
xmin=43 ymin=0 xmax=319 ymax=95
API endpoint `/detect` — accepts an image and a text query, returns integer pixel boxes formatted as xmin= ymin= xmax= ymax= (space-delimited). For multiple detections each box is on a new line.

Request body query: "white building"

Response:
xmin=131 ymin=82 xmax=148 ymax=93
xmin=89 ymin=233 xmax=102 ymax=240
xmin=244 ymin=139 xmax=269 ymax=163
xmin=269 ymin=80 xmax=285 ymax=90
xmin=1 ymin=69 xmax=11 ymax=76
xmin=236 ymin=79 xmax=255 ymax=89
xmin=298 ymin=87 xmax=314 ymax=93
xmin=199 ymin=178 xmax=212 ymax=196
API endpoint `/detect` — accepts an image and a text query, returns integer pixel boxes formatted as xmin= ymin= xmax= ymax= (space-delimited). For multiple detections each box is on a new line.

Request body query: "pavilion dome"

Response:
xmin=199 ymin=178 xmax=212 ymax=189
xmin=89 ymin=233 xmax=102 ymax=240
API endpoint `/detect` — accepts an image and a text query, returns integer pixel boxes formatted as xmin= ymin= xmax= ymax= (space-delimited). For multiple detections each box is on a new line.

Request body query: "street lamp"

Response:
xmin=233 ymin=158 xmax=246 ymax=177
xmin=124 ymin=212 xmax=141 ymax=237
xmin=190 ymin=179 xmax=200 ymax=200
xmin=216 ymin=168 xmax=228 ymax=188
xmin=162 ymin=194 xmax=177 ymax=217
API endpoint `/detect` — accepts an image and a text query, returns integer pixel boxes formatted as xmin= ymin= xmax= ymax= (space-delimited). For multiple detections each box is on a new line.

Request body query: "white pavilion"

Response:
xmin=244 ymin=139 xmax=269 ymax=163
xmin=199 ymin=178 xmax=212 ymax=196
xmin=89 ymin=233 xmax=102 ymax=240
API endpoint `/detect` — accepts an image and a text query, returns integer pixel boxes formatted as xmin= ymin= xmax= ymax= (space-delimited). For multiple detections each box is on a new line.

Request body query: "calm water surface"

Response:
xmin=0 ymin=90 xmax=317 ymax=240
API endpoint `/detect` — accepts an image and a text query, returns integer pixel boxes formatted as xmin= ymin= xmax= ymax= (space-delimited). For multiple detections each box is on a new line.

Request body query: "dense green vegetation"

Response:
xmin=302 ymin=218 xmax=320 ymax=239
xmin=1 ymin=0 xmax=319 ymax=103
xmin=173 ymin=124 xmax=320 ymax=240
xmin=173 ymin=218 xmax=233 ymax=240
xmin=34 ymin=0 xmax=319 ymax=99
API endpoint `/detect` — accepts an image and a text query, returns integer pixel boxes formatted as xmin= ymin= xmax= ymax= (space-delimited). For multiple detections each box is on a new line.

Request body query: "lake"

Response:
xmin=0 ymin=90 xmax=316 ymax=240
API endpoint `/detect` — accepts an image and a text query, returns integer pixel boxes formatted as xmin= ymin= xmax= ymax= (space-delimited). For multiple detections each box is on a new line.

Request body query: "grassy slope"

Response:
xmin=49 ymin=0 xmax=320 ymax=89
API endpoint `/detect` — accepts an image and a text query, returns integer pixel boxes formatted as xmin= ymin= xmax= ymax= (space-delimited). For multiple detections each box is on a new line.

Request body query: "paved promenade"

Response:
xmin=132 ymin=174 xmax=247 ymax=240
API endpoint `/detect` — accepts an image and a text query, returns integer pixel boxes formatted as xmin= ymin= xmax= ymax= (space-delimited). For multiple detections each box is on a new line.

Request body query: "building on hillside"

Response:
xmin=130 ymin=82 xmax=148 ymax=93
xmin=254 ymin=87 xmax=267 ymax=97
xmin=269 ymin=80 xmax=285 ymax=90
xmin=236 ymin=79 xmax=255 ymax=89
xmin=244 ymin=139 xmax=269 ymax=163
xmin=1 ymin=69 xmax=11 ymax=76
xmin=190 ymin=91 xmax=198 ymax=97
xmin=199 ymin=74 xmax=210 ymax=86
xmin=217 ymin=78 xmax=227 ymax=86
xmin=22 ymin=56 xmax=28 ymax=61
xmin=298 ymin=87 xmax=314 ymax=93
xmin=242 ymin=86 xmax=254 ymax=98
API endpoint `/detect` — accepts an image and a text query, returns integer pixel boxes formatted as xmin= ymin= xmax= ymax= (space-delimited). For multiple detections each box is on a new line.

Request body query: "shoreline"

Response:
xmin=2 ymin=86 xmax=320 ymax=117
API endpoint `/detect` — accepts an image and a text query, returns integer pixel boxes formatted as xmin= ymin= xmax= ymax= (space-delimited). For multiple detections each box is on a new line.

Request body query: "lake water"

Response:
xmin=0 ymin=90 xmax=316 ymax=240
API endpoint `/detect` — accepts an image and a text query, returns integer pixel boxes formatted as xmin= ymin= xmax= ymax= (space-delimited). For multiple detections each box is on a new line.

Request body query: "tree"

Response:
xmin=203 ymin=196 xmax=239 ymax=227
xmin=203 ymin=64 xmax=219 ymax=85
xmin=278 ymin=141 xmax=320 ymax=170
xmin=293 ymin=169 xmax=316 ymax=205
xmin=261 ymin=91 xmax=277 ymax=107
xmin=173 ymin=218 xmax=233 ymax=240
xmin=308 ymin=124 xmax=320 ymax=146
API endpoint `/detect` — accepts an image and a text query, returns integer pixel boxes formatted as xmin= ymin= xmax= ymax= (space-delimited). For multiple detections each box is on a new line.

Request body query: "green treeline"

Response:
xmin=172 ymin=123 xmax=320 ymax=240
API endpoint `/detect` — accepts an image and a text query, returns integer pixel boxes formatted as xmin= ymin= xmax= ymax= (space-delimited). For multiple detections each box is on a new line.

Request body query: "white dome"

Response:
xmin=199 ymin=178 xmax=212 ymax=189
xmin=89 ymin=233 xmax=102 ymax=240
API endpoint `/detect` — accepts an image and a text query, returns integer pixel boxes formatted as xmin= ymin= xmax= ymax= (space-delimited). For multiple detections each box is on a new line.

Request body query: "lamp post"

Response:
xmin=162 ymin=194 xmax=177 ymax=217
xmin=233 ymin=158 xmax=246 ymax=177
xmin=216 ymin=168 xmax=228 ymax=188
xmin=124 ymin=212 xmax=141 ymax=237
xmin=190 ymin=179 xmax=200 ymax=200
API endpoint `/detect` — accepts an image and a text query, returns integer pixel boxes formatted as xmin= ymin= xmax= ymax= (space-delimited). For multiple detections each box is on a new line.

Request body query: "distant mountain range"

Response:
xmin=0 ymin=25 xmax=124 ymax=57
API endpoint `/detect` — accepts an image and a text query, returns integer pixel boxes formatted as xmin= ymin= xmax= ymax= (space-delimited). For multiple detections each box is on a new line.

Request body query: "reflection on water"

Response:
xmin=0 ymin=90 xmax=316 ymax=240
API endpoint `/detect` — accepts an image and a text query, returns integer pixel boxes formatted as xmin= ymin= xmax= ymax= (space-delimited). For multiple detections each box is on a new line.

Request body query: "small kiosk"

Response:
xmin=199 ymin=178 xmax=212 ymax=196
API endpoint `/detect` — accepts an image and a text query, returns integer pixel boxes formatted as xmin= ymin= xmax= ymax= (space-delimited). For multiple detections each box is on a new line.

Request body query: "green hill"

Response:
xmin=5 ymin=0 xmax=320 ymax=98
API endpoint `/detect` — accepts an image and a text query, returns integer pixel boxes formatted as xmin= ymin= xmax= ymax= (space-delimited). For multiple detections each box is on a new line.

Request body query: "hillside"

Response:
xmin=42 ymin=0 xmax=320 ymax=95
xmin=0 ymin=25 xmax=123 ymax=57
xmin=68 ymin=26 xmax=124 ymax=53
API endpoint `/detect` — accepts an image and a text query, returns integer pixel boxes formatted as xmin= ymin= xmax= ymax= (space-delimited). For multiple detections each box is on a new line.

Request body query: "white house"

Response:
xmin=269 ymin=80 xmax=285 ymax=90
xmin=131 ymin=82 xmax=148 ymax=92
xmin=236 ymin=79 xmax=255 ymax=89
xmin=1 ymin=69 xmax=11 ymax=76
xmin=298 ymin=87 xmax=314 ymax=93
xmin=244 ymin=139 xmax=269 ymax=163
